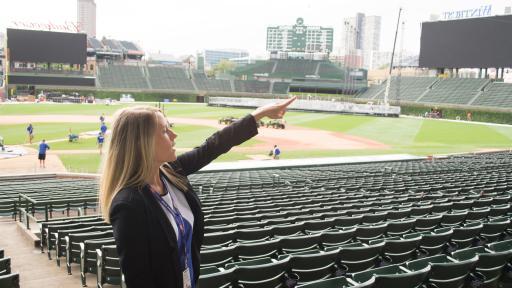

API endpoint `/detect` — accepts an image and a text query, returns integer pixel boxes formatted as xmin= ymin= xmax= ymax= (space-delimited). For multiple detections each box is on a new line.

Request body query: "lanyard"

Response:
xmin=151 ymin=183 xmax=191 ymax=270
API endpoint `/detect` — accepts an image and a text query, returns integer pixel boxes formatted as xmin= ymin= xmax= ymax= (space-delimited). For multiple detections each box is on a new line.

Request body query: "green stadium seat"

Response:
xmin=0 ymin=273 xmax=19 ymax=288
xmin=201 ymin=245 xmax=237 ymax=268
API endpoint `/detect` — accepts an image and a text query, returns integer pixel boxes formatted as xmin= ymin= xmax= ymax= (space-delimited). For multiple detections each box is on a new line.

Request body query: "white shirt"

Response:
xmin=158 ymin=177 xmax=194 ymax=240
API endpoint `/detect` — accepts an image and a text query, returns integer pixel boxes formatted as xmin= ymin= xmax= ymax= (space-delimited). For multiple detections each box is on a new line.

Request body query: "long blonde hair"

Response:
xmin=99 ymin=106 xmax=186 ymax=222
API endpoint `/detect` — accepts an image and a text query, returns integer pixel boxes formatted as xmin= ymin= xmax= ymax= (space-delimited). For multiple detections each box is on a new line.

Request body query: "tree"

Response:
xmin=213 ymin=59 xmax=236 ymax=74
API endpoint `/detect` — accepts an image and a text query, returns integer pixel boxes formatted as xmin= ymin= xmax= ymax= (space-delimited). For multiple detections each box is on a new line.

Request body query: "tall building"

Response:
xmin=77 ymin=0 xmax=96 ymax=37
xmin=266 ymin=18 xmax=333 ymax=54
xmin=341 ymin=13 xmax=381 ymax=69
xmin=202 ymin=49 xmax=249 ymax=70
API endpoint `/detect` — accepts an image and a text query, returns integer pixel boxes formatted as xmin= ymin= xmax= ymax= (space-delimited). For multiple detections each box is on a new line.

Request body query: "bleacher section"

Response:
xmin=147 ymin=66 xmax=195 ymax=90
xmin=420 ymin=78 xmax=489 ymax=105
xmin=4 ymin=152 xmax=512 ymax=287
xmin=195 ymin=79 xmax=232 ymax=92
xmin=317 ymin=62 xmax=345 ymax=79
xmin=472 ymin=82 xmax=512 ymax=108
xmin=234 ymin=80 xmax=270 ymax=94
xmin=97 ymin=65 xmax=149 ymax=89
xmin=272 ymin=60 xmax=319 ymax=78
xmin=357 ymin=84 xmax=384 ymax=99
xmin=232 ymin=61 xmax=277 ymax=78
xmin=372 ymin=77 xmax=439 ymax=102
xmin=272 ymin=82 xmax=290 ymax=94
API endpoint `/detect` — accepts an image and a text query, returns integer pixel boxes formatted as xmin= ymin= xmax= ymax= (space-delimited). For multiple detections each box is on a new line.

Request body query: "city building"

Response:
xmin=77 ymin=0 xmax=96 ymax=37
xmin=341 ymin=13 xmax=381 ymax=69
xmin=202 ymin=49 xmax=249 ymax=70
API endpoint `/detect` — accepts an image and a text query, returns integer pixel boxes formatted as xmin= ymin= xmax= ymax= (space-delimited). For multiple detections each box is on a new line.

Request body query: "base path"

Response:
xmin=0 ymin=147 xmax=66 ymax=175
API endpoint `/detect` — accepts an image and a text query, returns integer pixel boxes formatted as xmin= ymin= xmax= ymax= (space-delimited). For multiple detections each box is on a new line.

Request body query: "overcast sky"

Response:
xmin=0 ymin=0 xmax=508 ymax=58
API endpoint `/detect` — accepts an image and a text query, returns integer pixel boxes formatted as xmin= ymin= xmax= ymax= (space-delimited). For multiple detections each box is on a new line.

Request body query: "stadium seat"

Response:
xmin=0 ymin=258 xmax=11 ymax=276
xmin=406 ymin=254 xmax=477 ymax=288
xmin=354 ymin=224 xmax=388 ymax=243
xmin=203 ymin=230 xmax=236 ymax=248
xmin=414 ymin=214 xmax=442 ymax=232
xmin=451 ymin=223 xmax=484 ymax=249
xmin=280 ymin=234 xmax=322 ymax=254
xmin=65 ymin=230 xmax=113 ymax=275
xmin=452 ymin=246 xmax=512 ymax=287
xmin=271 ymin=222 xmax=305 ymax=238
xmin=371 ymin=266 xmax=431 ymax=288
xmin=297 ymin=275 xmax=365 ymax=288
xmin=236 ymin=227 xmax=273 ymax=243
xmin=286 ymin=249 xmax=339 ymax=283
xmin=304 ymin=219 xmax=335 ymax=234
xmin=320 ymin=228 xmax=356 ymax=249
xmin=231 ymin=256 xmax=291 ymax=288
xmin=386 ymin=219 xmax=416 ymax=237
xmin=198 ymin=267 xmax=236 ymax=288
xmin=237 ymin=238 xmax=280 ymax=261
xmin=0 ymin=273 xmax=19 ymax=288
xmin=201 ymin=245 xmax=237 ymax=268
xmin=336 ymin=242 xmax=384 ymax=273
xmin=380 ymin=237 xmax=424 ymax=264
xmin=96 ymin=245 xmax=123 ymax=288
xmin=79 ymin=238 xmax=116 ymax=287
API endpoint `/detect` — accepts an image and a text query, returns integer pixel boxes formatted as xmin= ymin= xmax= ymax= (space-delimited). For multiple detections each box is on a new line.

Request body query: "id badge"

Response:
xmin=183 ymin=268 xmax=192 ymax=288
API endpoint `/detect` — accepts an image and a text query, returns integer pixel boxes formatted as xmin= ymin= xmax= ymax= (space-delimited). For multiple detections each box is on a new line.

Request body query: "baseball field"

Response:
xmin=0 ymin=102 xmax=511 ymax=174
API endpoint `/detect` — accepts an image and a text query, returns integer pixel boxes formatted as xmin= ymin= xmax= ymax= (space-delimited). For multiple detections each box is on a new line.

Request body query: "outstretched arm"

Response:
xmin=175 ymin=97 xmax=297 ymax=176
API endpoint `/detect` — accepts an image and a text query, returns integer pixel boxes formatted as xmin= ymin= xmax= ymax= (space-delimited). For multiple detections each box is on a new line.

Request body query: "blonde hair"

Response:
xmin=99 ymin=106 xmax=187 ymax=222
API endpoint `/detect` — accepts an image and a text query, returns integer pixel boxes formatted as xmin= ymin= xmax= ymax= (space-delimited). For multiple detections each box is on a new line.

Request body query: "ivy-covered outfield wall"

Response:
xmin=397 ymin=102 xmax=512 ymax=125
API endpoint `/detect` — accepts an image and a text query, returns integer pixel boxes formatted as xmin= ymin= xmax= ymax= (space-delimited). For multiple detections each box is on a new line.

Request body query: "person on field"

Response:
xmin=27 ymin=123 xmax=34 ymax=144
xmin=100 ymin=122 xmax=108 ymax=135
xmin=97 ymin=132 xmax=105 ymax=155
xmin=38 ymin=139 xmax=50 ymax=168
xmin=99 ymin=96 xmax=296 ymax=288
xmin=273 ymin=144 xmax=281 ymax=160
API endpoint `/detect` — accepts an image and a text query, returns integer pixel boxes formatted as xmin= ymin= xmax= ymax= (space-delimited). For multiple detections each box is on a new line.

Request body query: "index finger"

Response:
xmin=280 ymin=96 xmax=297 ymax=107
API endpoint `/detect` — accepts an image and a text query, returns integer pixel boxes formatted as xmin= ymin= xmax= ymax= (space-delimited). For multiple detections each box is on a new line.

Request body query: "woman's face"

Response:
xmin=153 ymin=113 xmax=177 ymax=164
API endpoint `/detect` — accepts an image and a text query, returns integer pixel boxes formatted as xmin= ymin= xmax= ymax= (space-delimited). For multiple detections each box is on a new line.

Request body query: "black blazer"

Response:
xmin=110 ymin=114 xmax=258 ymax=288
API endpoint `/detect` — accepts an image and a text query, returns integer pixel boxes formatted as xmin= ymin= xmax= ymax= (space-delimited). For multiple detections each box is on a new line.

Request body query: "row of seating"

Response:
xmin=300 ymin=240 xmax=512 ymax=288
xmin=0 ymin=248 xmax=19 ymax=288
xmin=198 ymin=238 xmax=512 ymax=288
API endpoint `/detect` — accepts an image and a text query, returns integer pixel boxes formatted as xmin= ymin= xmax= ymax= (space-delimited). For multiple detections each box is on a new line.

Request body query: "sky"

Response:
xmin=0 ymin=0 xmax=508 ymax=58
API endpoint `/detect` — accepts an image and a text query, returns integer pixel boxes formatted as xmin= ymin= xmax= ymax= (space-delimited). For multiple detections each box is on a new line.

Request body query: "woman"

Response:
xmin=99 ymin=97 xmax=296 ymax=288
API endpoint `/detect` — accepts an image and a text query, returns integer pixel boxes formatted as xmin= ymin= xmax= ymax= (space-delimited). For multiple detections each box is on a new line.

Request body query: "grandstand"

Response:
xmin=368 ymin=77 xmax=439 ymax=102
xmin=419 ymin=78 xmax=489 ymax=105
xmin=147 ymin=66 xmax=195 ymax=90
xmin=195 ymin=78 xmax=232 ymax=92
xmin=234 ymin=80 xmax=270 ymax=94
xmin=231 ymin=59 xmax=347 ymax=81
xmin=97 ymin=64 xmax=149 ymax=89
xmin=2 ymin=151 xmax=512 ymax=287
xmin=472 ymin=82 xmax=512 ymax=108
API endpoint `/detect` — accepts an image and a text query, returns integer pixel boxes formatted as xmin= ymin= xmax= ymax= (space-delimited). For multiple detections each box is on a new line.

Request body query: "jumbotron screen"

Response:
xmin=419 ymin=15 xmax=512 ymax=68
xmin=7 ymin=28 xmax=87 ymax=64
